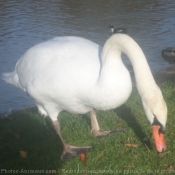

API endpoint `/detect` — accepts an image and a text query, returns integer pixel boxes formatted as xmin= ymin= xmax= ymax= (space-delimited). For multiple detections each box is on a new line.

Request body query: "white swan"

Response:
xmin=2 ymin=34 xmax=167 ymax=160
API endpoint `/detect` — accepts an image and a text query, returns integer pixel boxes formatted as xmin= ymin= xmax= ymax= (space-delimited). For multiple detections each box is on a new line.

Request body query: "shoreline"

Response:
xmin=154 ymin=64 xmax=175 ymax=84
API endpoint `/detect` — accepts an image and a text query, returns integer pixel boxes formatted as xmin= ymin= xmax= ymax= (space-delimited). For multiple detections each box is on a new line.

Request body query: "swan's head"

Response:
xmin=162 ymin=47 xmax=175 ymax=63
xmin=142 ymin=90 xmax=167 ymax=152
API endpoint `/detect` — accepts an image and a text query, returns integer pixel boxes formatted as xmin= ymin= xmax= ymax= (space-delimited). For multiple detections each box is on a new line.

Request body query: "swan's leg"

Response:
xmin=41 ymin=105 xmax=93 ymax=160
xmin=52 ymin=120 xmax=93 ymax=161
xmin=90 ymin=110 xmax=127 ymax=138
xmin=36 ymin=104 xmax=48 ymax=116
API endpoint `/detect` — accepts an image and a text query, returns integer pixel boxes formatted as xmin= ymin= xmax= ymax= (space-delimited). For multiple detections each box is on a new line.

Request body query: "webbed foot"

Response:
xmin=92 ymin=128 xmax=127 ymax=138
xmin=61 ymin=144 xmax=93 ymax=161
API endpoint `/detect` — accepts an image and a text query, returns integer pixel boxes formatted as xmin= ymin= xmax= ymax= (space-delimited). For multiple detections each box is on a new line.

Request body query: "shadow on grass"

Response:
xmin=115 ymin=104 xmax=153 ymax=150
xmin=81 ymin=113 xmax=91 ymax=127
xmin=0 ymin=107 xmax=64 ymax=173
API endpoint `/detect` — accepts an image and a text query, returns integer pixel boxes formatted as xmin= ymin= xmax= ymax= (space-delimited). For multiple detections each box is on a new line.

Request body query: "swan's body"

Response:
xmin=2 ymin=34 xmax=167 ymax=160
xmin=3 ymin=36 xmax=132 ymax=118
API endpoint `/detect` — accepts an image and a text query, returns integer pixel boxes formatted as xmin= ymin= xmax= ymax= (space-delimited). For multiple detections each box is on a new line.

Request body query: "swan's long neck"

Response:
xmin=95 ymin=34 xmax=167 ymax=129
xmin=102 ymin=34 xmax=157 ymax=93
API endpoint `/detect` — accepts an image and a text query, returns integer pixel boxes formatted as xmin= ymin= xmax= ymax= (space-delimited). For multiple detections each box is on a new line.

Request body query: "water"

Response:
xmin=0 ymin=0 xmax=175 ymax=113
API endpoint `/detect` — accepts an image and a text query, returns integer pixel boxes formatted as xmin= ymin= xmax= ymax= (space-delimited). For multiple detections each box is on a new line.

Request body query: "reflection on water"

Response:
xmin=0 ymin=0 xmax=175 ymax=112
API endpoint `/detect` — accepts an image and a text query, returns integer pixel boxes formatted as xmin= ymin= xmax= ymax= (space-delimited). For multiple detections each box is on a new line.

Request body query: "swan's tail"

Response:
xmin=2 ymin=71 xmax=17 ymax=84
xmin=2 ymin=71 xmax=25 ymax=91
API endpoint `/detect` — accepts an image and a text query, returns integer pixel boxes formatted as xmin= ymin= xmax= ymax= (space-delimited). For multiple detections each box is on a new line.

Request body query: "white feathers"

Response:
xmin=2 ymin=34 xmax=167 ymax=128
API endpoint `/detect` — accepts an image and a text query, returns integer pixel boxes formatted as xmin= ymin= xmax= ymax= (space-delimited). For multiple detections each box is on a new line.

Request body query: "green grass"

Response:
xmin=1 ymin=80 xmax=175 ymax=175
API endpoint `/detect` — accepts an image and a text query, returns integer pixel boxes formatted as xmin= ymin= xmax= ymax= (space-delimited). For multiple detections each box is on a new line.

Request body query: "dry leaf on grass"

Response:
xmin=158 ymin=151 xmax=170 ymax=158
xmin=116 ymin=122 xmax=122 ymax=126
xmin=19 ymin=151 xmax=28 ymax=158
xmin=80 ymin=152 xmax=88 ymax=165
xmin=7 ymin=129 xmax=13 ymax=134
xmin=167 ymin=165 xmax=174 ymax=171
xmin=14 ymin=133 xmax=20 ymax=140
xmin=125 ymin=143 xmax=138 ymax=148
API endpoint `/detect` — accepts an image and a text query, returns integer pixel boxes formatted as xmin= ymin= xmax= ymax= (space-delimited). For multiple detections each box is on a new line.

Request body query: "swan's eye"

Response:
xmin=152 ymin=114 xmax=166 ymax=134
xmin=152 ymin=115 xmax=160 ymax=125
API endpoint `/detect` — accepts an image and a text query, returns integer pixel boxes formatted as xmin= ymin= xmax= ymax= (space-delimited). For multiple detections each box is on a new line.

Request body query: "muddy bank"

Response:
xmin=154 ymin=65 xmax=175 ymax=84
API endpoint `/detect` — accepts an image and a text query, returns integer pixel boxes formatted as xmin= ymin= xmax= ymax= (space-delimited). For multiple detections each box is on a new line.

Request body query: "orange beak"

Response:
xmin=152 ymin=125 xmax=166 ymax=152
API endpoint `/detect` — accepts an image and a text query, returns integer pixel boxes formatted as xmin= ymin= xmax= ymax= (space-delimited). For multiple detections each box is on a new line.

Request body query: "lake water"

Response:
xmin=0 ymin=0 xmax=174 ymax=113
